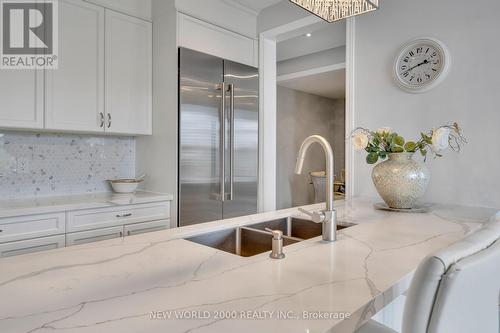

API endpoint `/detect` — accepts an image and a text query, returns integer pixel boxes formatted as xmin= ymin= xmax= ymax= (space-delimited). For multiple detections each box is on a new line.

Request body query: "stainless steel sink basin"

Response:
xmin=247 ymin=217 xmax=349 ymax=240
xmin=186 ymin=227 xmax=300 ymax=257
xmin=185 ymin=216 xmax=353 ymax=257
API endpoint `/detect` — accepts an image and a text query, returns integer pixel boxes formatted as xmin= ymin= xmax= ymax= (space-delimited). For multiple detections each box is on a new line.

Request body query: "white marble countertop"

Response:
xmin=0 ymin=198 xmax=496 ymax=333
xmin=0 ymin=191 xmax=173 ymax=218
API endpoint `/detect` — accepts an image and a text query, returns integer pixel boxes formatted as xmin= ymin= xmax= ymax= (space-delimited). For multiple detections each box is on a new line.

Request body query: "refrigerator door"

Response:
xmin=222 ymin=61 xmax=259 ymax=219
xmin=178 ymin=48 xmax=224 ymax=226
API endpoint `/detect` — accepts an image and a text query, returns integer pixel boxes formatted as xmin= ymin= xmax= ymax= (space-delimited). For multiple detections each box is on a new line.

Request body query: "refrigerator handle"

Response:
xmin=228 ymin=84 xmax=235 ymax=201
xmin=220 ymin=82 xmax=226 ymax=202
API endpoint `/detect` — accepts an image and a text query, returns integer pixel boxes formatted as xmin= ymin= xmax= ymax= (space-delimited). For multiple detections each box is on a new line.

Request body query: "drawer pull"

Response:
xmin=116 ymin=213 xmax=132 ymax=218
xmin=119 ymin=231 xmax=123 ymax=237
xmin=0 ymin=229 xmax=3 ymax=232
xmin=127 ymin=230 xmax=131 ymax=236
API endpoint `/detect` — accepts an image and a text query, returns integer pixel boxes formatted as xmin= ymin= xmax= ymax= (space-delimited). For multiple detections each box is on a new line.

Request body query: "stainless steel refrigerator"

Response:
xmin=178 ymin=48 xmax=259 ymax=227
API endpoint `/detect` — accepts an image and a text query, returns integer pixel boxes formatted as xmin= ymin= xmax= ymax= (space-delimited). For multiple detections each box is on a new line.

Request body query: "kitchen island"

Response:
xmin=0 ymin=198 xmax=496 ymax=333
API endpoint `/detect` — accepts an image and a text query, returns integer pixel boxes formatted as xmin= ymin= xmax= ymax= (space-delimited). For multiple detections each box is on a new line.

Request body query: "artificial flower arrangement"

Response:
xmin=351 ymin=122 xmax=467 ymax=164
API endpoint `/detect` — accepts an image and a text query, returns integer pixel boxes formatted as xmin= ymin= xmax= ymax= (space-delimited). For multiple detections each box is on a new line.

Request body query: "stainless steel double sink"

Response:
xmin=185 ymin=217 xmax=350 ymax=257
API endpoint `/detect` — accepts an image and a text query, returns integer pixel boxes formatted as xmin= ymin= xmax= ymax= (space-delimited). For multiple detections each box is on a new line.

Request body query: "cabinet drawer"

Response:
xmin=67 ymin=202 xmax=170 ymax=232
xmin=124 ymin=219 xmax=169 ymax=236
xmin=0 ymin=213 xmax=65 ymax=244
xmin=0 ymin=235 xmax=65 ymax=258
xmin=66 ymin=226 xmax=124 ymax=246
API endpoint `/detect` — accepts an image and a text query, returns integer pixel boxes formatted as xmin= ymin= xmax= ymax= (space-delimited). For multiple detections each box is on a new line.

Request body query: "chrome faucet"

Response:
xmin=295 ymin=135 xmax=337 ymax=242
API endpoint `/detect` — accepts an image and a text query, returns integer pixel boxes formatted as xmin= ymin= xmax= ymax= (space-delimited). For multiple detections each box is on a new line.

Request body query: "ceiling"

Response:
xmin=277 ymin=22 xmax=346 ymax=61
xmin=278 ymin=69 xmax=346 ymax=99
xmin=230 ymin=0 xmax=283 ymax=13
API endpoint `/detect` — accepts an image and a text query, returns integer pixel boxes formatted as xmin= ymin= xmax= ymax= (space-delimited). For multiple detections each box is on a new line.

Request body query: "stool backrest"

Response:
xmin=402 ymin=217 xmax=500 ymax=333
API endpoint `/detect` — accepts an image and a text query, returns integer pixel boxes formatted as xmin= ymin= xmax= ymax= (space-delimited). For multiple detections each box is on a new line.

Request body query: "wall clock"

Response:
xmin=394 ymin=37 xmax=451 ymax=93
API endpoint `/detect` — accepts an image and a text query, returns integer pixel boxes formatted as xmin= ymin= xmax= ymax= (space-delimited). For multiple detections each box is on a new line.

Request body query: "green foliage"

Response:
xmin=404 ymin=141 xmax=417 ymax=152
xmin=352 ymin=123 xmax=466 ymax=165
xmin=366 ymin=152 xmax=379 ymax=164
xmin=393 ymin=135 xmax=405 ymax=146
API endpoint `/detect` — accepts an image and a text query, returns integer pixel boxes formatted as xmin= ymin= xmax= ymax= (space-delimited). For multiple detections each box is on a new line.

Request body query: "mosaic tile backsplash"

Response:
xmin=0 ymin=132 xmax=135 ymax=200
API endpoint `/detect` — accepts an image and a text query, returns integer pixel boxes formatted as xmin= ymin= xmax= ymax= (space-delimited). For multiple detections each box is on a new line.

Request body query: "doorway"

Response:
xmin=258 ymin=16 xmax=355 ymax=211
xmin=276 ymin=23 xmax=346 ymax=209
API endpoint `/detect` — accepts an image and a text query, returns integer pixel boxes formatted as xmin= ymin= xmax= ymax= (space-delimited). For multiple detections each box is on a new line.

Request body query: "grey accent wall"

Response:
xmin=353 ymin=0 xmax=500 ymax=208
xmin=276 ymin=86 xmax=345 ymax=209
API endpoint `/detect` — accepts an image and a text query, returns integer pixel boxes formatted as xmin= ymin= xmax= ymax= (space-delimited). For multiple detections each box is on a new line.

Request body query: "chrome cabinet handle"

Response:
xmin=127 ymin=230 xmax=131 ymax=236
xmin=107 ymin=113 xmax=112 ymax=128
xmin=116 ymin=213 xmax=132 ymax=218
xmin=219 ymin=82 xmax=226 ymax=202
xmin=228 ymin=84 xmax=235 ymax=201
xmin=99 ymin=112 xmax=104 ymax=128
xmin=119 ymin=231 xmax=123 ymax=237
xmin=0 ymin=229 xmax=3 ymax=233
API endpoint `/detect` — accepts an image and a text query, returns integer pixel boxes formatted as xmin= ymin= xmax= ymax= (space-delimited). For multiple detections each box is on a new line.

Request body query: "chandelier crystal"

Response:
xmin=289 ymin=0 xmax=379 ymax=23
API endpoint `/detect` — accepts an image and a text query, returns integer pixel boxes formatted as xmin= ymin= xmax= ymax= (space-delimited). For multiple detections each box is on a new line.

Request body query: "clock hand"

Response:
xmin=403 ymin=59 xmax=431 ymax=74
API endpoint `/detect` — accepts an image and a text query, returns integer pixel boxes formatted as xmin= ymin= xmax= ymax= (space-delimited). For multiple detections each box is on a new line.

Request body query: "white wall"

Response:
xmin=353 ymin=0 xmax=500 ymax=208
xmin=136 ymin=0 xmax=179 ymax=223
xmin=277 ymin=46 xmax=345 ymax=76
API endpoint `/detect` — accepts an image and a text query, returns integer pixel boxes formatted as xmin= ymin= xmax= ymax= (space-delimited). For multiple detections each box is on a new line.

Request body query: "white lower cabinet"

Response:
xmin=0 ymin=213 xmax=65 ymax=243
xmin=67 ymin=202 xmax=170 ymax=232
xmin=66 ymin=226 xmax=124 ymax=246
xmin=0 ymin=235 xmax=65 ymax=258
xmin=124 ymin=219 xmax=169 ymax=236
xmin=0 ymin=200 xmax=171 ymax=255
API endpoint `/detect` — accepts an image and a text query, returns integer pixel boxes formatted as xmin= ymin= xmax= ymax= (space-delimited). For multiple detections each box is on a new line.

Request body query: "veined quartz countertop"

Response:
xmin=0 ymin=199 xmax=496 ymax=333
xmin=0 ymin=191 xmax=173 ymax=218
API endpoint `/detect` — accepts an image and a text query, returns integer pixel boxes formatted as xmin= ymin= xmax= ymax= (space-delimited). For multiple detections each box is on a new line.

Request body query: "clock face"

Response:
xmin=394 ymin=38 xmax=450 ymax=93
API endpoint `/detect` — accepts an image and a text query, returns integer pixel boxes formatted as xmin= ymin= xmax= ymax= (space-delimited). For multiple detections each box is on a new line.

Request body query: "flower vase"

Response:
xmin=371 ymin=153 xmax=430 ymax=209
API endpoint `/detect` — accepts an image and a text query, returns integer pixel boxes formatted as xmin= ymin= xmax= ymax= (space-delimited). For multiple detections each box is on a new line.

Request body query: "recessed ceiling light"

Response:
xmin=305 ymin=33 xmax=312 ymax=37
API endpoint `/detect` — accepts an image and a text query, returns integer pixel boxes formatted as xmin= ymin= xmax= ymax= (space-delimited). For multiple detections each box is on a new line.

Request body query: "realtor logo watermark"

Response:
xmin=0 ymin=0 xmax=58 ymax=69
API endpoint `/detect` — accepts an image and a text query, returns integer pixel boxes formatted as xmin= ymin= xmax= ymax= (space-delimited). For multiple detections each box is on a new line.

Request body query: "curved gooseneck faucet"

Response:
xmin=295 ymin=135 xmax=337 ymax=242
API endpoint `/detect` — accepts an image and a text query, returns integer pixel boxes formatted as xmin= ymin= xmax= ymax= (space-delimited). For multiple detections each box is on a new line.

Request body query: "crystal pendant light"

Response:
xmin=289 ymin=0 xmax=379 ymax=23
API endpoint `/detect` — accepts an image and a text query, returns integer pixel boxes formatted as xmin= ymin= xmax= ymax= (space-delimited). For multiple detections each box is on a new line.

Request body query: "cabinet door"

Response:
xmin=105 ymin=9 xmax=152 ymax=135
xmin=0 ymin=235 xmax=65 ymax=258
xmin=0 ymin=70 xmax=43 ymax=129
xmin=45 ymin=0 xmax=105 ymax=132
xmin=66 ymin=226 xmax=123 ymax=246
xmin=0 ymin=213 xmax=65 ymax=244
xmin=124 ymin=219 xmax=169 ymax=236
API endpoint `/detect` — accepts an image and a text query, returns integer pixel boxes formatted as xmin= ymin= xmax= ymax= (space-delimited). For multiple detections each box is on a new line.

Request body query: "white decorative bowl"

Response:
xmin=108 ymin=179 xmax=142 ymax=193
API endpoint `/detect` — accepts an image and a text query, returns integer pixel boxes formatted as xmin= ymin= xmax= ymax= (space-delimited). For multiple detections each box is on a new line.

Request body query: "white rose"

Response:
xmin=431 ymin=127 xmax=451 ymax=152
xmin=376 ymin=127 xmax=391 ymax=135
xmin=352 ymin=132 xmax=369 ymax=151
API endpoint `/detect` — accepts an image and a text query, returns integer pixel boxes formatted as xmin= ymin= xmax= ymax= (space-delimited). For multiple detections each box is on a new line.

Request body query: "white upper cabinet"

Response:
xmin=177 ymin=13 xmax=258 ymax=68
xmin=45 ymin=0 xmax=105 ymax=132
xmin=105 ymin=10 xmax=152 ymax=135
xmin=0 ymin=1 xmax=152 ymax=136
xmin=84 ymin=0 xmax=151 ymax=21
xmin=0 ymin=70 xmax=44 ymax=130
